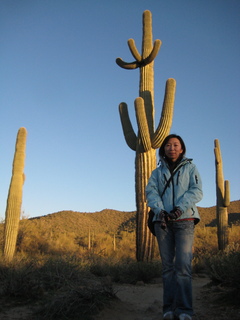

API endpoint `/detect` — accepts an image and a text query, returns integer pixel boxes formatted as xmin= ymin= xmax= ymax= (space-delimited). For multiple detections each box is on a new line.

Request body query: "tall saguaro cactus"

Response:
xmin=3 ymin=127 xmax=27 ymax=261
xmin=116 ymin=10 xmax=176 ymax=261
xmin=214 ymin=139 xmax=230 ymax=250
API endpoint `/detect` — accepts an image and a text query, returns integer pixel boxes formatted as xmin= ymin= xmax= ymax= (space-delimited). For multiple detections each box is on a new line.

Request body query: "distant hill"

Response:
xmin=25 ymin=200 xmax=240 ymax=236
xmin=27 ymin=209 xmax=137 ymax=235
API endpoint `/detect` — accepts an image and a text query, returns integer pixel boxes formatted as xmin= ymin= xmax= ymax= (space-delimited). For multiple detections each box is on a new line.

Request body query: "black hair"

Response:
xmin=159 ymin=134 xmax=186 ymax=159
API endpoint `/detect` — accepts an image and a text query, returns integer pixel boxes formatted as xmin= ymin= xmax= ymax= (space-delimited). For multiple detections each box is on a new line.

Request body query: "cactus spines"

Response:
xmin=214 ymin=139 xmax=230 ymax=250
xmin=3 ymin=127 xmax=27 ymax=261
xmin=116 ymin=10 xmax=176 ymax=261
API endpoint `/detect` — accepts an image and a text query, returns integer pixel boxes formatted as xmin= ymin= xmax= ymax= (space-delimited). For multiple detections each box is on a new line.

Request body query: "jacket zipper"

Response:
xmin=172 ymin=170 xmax=180 ymax=208
xmin=171 ymin=163 xmax=185 ymax=208
xmin=164 ymin=159 xmax=191 ymax=209
xmin=177 ymin=171 xmax=180 ymax=185
xmin=164 ymin=174 xmax=168 ymax=184
xmin=172 ymin=179 xmax=175 ymax=208
xmin=195 ymin=175 xmax=198 ymax=184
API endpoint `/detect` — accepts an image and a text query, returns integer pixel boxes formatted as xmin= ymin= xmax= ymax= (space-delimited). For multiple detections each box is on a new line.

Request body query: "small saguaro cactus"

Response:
xmin=116 ymin=10 xmax=176 ymax=261
xmin=214 ymin=139 xmax=230 ymax=250
xmin=3 ymin=127 xmax=27 ymax=261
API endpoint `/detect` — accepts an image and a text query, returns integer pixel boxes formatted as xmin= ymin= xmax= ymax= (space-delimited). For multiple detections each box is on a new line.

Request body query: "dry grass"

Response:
xmin=0 ymin=201 xmax=239 ymax=319
xmin=0 ymin=201 xmax=239 ymax=258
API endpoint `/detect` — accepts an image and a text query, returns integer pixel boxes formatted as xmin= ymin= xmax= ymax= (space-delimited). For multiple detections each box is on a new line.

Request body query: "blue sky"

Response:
xmin=0 ymin=0 xmax=239 ymax=219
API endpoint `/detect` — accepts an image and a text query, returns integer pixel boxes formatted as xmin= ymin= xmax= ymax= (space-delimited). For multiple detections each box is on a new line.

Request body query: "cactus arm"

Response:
xmin=116 ymin=39 xmax=161 ymax=70
xmin=128 ymin=38 xmax=162 ymax=64
xmin=150 ymin=40 xmax=162 ymax=58
xmin=116 ymin=58 xmax=139 ymax=69
xmin=128 ymin=39 xmax=141 ymax=62
xmin=134 ymin=97 xmax=151 ymax=152
xmin=140 ymin=40 xmax=161 ymax=67
xmin=224 ymin=180 xmax=230 ymax=207
xmin=152 ymin=78 xmax=176 ymax=148
xmin=214 ymin=139 xmax=223 ymax=205
xmin=119 ymin=102 xmax=137 ymax=150
xmin=115 ymin=38 xmax=141 ymax=69
xmin=214 ymin=139 xmax=224 ymax=199
xmin=214 ymin=139 xmax=221 ymax=164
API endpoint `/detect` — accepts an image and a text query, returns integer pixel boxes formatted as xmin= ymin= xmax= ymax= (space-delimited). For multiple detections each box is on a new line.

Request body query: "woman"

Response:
xmin=146 ymin=134 xmax=203 ymax=320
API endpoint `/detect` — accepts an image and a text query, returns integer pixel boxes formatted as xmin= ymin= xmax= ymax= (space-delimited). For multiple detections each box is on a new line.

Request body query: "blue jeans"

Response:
xmin=155 ymin=220 xmax=194 ymax=317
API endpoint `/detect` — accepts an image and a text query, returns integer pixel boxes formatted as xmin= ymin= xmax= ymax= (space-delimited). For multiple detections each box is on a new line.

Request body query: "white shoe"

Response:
xmin=163 ymin=311 xmax=174 ymax=319
xmin=179 ymin=313 xmax=192 ymax=320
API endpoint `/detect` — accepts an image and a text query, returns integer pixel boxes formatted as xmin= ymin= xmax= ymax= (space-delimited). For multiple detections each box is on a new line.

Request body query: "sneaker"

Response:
xmin=163 ymin=311 xmax=175 ymax=319
xmin=179 ymin=313 xmax=192 ymax=320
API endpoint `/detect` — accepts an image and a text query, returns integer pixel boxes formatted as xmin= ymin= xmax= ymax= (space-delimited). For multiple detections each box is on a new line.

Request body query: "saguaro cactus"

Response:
xmin=116 ymin=10 xmax=176 ymax=261
xmin=3 ymin=127 xmax=27 ymax=261
xmin=214 ymin=139 xmax=230 ymax=250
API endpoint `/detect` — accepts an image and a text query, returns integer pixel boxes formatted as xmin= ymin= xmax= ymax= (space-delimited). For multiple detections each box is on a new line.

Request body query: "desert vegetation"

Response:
xmin=0 ymin=201 xmax=239 ymax=319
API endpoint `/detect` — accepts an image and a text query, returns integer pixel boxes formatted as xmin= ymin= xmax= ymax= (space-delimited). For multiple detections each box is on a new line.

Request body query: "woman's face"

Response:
xmin=164 ymin=138 xmax=183 ymax=162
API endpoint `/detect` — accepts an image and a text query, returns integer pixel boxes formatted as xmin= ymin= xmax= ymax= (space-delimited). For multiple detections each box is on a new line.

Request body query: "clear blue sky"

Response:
xmin=0 ymin=0 xmax=239 ymax=219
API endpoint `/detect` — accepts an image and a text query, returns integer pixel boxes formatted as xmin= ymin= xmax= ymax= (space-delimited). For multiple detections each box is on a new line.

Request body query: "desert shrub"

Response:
xmin=113 ymin=260 xmax=162 ymax=284
xmin=228 ymin=225 xmax=240 ymax=244
xmin=35 ymin=277 xmax=115 ymax=320
xmin=194 ymin=227 xmax=218 ymax=252
xmin=0 ymin=254 xmax=116 ymax=319
xmin=90 ymin=257 xmax=162 ymax=284
xmin=0 ymin=256 xmax=44 ymax=300
xmin=0 ymin=255 xmax=90 ymax=299
xmin=36 ymin=256 xmax=89 ymax=291
xmin=115 ymin=231 xmax=136 ymax=258
xmin=192 ymin=227 xmax=240 ymax=274
xmin=194 ymin=226 xmax=240 ymax=253
xmin=206 ymin=243 xmax=240 ymax=286
xmin=204 ymin=244 xmax=240 ymax=306
xmin=16 ymin=221 xmax=80 ymax=255
xmin=191 ymin=227 xmax=217 ymax=273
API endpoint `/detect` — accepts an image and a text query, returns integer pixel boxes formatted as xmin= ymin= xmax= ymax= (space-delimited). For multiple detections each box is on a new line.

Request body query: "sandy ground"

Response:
xmin=94 ymin=275 xmax=240 ymax=320
xmin=0 ymin=276 xmax=239 ymax=319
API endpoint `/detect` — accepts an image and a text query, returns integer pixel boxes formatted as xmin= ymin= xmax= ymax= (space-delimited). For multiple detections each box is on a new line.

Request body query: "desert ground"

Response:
xmin=0 ymin=274 xmax=239 ymax=320
xmin=94 ymin=275 xmax=240 ymax=320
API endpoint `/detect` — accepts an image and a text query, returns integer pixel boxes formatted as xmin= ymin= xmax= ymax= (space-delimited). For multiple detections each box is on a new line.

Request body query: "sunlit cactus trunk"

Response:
xmin=116 ymin=10 xmax=176 ymax=261
xmin=214 ymin=139 xmax=230 ymax=250
xmin=135 ymin=150 xmax=156 ymax=260
xmin=3 ymin=127 xmax=27 ymax=261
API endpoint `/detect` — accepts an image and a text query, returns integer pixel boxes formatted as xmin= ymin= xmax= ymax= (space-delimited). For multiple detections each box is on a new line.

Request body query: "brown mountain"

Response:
xmin=26 ymin=200 xmax=240 ymax=235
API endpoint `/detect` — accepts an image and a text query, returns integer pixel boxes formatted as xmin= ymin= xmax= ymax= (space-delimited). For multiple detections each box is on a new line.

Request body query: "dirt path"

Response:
xmin=0 ymin=276 xmax=239 ymax=319
xmin=94 ymin=276 xmax=240 ymax=320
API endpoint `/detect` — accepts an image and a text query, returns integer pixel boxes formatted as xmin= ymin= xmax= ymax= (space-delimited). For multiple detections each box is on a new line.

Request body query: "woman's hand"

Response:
xmin=168 ymin=207 xmax=183 ymax=220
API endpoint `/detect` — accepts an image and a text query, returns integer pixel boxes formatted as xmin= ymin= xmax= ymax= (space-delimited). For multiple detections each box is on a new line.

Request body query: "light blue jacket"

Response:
xmin=146 ymin=157 xmax=203 ymax=224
